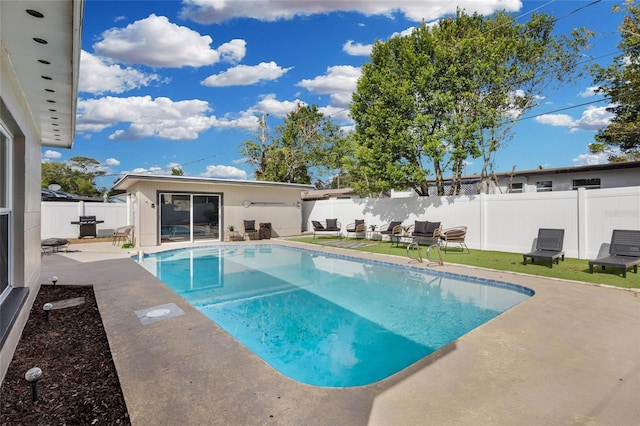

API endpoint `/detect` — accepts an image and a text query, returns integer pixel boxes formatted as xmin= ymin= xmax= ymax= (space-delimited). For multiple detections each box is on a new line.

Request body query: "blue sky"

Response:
xmin=42 ymin=0 xmax=623 ymax=190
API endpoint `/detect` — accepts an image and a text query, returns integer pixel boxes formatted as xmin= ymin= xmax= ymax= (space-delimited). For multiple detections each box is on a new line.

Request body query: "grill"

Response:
xmin=70 ymin=215 xmax=104 ymax=238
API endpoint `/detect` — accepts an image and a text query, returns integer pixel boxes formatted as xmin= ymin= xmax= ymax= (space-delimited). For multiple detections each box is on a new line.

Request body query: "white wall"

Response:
xmin=302 ymin=186 xmax=640 ymax=259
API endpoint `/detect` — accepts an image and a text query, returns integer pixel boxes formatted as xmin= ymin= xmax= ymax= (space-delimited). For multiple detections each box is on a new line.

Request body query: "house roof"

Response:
xmin=113 ymin=174 xmax=315 ymax=191
xmin=1 ymin=0 xmax=84 ymax=148
xmin=41 ymin=188 xmax=103 ymax=202
xmin=301 ymin=188 xmax=358 ymax=200
xmin=429 ymin=161 xmax=640 ymax=183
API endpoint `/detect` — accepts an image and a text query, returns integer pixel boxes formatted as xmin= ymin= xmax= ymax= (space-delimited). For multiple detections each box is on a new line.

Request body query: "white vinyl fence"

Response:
xmin=42 ymin=187 xmax=640 ymax=258
xmin=302 ymin=186 xmax=640 ymax=259
xmin=41 ymin=201 xmax=128 ymax=239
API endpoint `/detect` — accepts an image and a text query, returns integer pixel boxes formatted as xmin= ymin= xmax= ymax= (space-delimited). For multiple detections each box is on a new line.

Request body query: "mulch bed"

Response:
xmin=0 ymin=285 xmax=130 ymax=424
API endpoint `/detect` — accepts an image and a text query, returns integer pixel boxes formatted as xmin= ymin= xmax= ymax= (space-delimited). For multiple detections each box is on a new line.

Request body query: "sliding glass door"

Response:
xmin=159 ymin=192 xmax=220 ymax=243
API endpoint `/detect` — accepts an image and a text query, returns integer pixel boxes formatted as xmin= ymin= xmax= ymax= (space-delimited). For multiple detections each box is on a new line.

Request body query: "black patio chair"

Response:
xmin=589 ymin=229 xmax=640 ymax=278
xmin=523 ymin=228 xmax=565 ymax=268
xmin=346 ymin=219 xmax=366 ymax=239
xmin=243 ymin=220 xmax=259 ymax=240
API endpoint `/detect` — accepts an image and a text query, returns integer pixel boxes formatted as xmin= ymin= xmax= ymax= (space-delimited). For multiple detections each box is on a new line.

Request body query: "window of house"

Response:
xmin=509 ymin=183 xmax=523 ymax=193
xmin=536 ymin=181 xmax=552 ymax=192
xmin=0 ymin=126 xmax=11 ymax=302
xmin=572 ymin=178 xmax=601 ymax=190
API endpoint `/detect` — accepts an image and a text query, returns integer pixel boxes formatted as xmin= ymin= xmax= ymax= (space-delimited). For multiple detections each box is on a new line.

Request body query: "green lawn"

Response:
xmin=287 ymin=236 xmax=640 ymax=289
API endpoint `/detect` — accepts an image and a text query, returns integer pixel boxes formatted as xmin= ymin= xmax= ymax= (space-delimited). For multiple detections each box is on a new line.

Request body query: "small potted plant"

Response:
xmin=369 ymin=224 xmax=377 ymax=231
xmin=402 ymin=225 xmax=411 ymax=236
xmin=227 ymin=225 xmax=235 ymax=232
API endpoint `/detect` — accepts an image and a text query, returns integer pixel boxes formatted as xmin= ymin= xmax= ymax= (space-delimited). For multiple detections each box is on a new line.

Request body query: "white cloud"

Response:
xmin=572 ymin=152 xmax=608 ymax=166
xmin=76 ymin=94 xmax=265 ymax=138
xmin=534 ymin=113 xmax=575 ymax=127
xmin=129 ymin=166 xmax=167 ymax=175
xmin=319 ymin=105 xmax=351 ymax=121
xmin=93 ymin=14 xmax=244 ymax=67
xmin=573 ymin=105 xmax=613 ymax=131
xmin=251 ymin=94 xmax=306 ymax=118
xmin=202 ymin=61 xmax=292 ymax=87
xmin=79 ymin=50 xmax=163 ymax=94
xmin=218 ymin=39 xmax=247 ymax=64
xmin=105 ymin=158 xmax=120 ymax=166
xmin=180 ymin=0 xmax=522 ymax=23
xmin=200 ymin=164 xmax=248 ymax=179
xmin=534 ymin=106 xmax=613 ymax=132
xmin=211 ymin=110 xmax=261 ymax=131
xmin=43 ymin=150 xmax=62 ymax=159
xmin=298 ymin=65 xmax=361 ymax=108
xmin=76 ymin=95 xmax=215 ymax=140
xmin=579 ymin=86 xmax=599 ymax=98
xmin=343 ymin=40 xmax=372 ymax=56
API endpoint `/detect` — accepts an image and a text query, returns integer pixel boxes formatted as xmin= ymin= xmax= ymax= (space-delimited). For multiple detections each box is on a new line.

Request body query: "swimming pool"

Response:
xmin=137 ymin=245 xmax=533 ymax=387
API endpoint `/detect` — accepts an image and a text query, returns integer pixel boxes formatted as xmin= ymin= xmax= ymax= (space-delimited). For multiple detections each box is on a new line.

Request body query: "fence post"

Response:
xmin=577 ymin=188 xmax=587 ymax=259
xmin=479 ymin=192 xmax=487 ymax=250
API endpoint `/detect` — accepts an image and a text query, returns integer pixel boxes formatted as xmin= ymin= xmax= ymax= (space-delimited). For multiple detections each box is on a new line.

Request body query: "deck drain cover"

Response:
xmin=146 ymin=308 xmax=171 ymax=318
xmin=135 ymin=303 xmax=185 ymax=325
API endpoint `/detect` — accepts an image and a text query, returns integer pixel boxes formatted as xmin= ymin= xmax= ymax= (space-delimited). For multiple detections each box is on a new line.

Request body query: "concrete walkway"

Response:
xmin=40 ymin=240 xmax=640 ymax=425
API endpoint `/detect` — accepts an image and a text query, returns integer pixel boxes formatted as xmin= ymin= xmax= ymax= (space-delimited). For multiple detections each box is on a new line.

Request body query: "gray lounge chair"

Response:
xmin=523 ymin=228 xmax=565 ymax=268
xmin=589 ymin=229 xmax=640 ymax=278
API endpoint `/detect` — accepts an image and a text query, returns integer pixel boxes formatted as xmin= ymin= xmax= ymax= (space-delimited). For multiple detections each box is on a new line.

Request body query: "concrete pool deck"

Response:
xmin=40 ymin=239 xmax=639 ymax=425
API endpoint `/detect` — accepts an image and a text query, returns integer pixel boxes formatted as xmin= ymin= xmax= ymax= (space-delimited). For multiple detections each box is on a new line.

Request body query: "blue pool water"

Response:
xmin=137 ymin=245 xmax=533 ymax=387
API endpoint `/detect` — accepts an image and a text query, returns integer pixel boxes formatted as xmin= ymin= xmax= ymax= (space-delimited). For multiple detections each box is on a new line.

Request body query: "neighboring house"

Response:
xmin=429 ymin=162 xmax=640 ymax=195
xmin=113 ymin=174 xmax=314 ymax=247
xmin=1 ymin=1 xmax=84 ymax=382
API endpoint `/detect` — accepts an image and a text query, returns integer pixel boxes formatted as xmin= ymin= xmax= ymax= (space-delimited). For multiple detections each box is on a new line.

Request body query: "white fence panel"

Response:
xmin=303 ymin=186 xmax=640 ymax=259
xmin=584 ymin=187 xmax=640 ymax=257
xmin=42 ymin=202 xmax=128 ymax=239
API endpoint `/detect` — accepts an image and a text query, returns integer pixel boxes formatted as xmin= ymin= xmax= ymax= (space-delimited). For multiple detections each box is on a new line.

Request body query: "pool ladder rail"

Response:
xmin=406 ymin=240 xmax=444 ymax=266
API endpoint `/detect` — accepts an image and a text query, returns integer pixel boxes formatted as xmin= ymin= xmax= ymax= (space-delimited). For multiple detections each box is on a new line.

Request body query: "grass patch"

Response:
xmin=288 ymin=236 xmax=639 ymax=289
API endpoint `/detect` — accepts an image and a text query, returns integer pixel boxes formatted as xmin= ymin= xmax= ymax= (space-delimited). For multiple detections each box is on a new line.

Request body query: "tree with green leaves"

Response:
xmin=171 ymin=167 xmax=184 ymax=176
xmin=350 ymin=9 xmax=591 ymax=196
xmin=241 ymin=104 xmax=349 ymax=185
xmin=42 ymin=156 xmax=105 ymax=197
xmin=590 ymin=0 xmax=640 ymax=162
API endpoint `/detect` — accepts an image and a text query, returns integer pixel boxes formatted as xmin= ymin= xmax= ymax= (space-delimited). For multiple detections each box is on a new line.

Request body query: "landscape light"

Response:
xmin=25 ymin=367 xmax=43 ymax=403
xmin=43 ymin=303 xmax=53 ymax=322
xmin=51 ymin=276 xmax=58 ymax=288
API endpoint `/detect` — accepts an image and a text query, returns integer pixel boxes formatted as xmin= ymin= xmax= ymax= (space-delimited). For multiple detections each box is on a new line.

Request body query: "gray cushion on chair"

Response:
xmin=414 ymin=221 xmax=428 ymax=234
xmin=325 ymin=219 xmax=339 ymax=231
xmin=425 ymin=221 xmax=440 ymax=234
xmin=312 ymin=221 xmax=324 ymax=230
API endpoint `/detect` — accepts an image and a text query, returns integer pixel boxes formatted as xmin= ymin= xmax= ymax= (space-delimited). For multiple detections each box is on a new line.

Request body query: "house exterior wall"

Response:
xmin=126 ymin=180 xmax=304 ymax=247
xmin=480 ymin=166 xmax=640 ymax=193
xmin=0 ymin=54 xmax=45 ymax=381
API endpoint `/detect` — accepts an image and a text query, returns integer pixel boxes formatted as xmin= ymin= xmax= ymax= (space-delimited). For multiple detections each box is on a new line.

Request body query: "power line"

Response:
xmin=518 ymin=98 xmax=609 ymax=122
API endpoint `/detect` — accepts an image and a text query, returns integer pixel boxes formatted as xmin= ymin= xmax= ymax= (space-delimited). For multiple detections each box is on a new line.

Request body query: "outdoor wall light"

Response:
xmin=43 ymin=303 xmax=53 ymax=322
xmin=25 ymin=367 xmax=43 ymax=403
